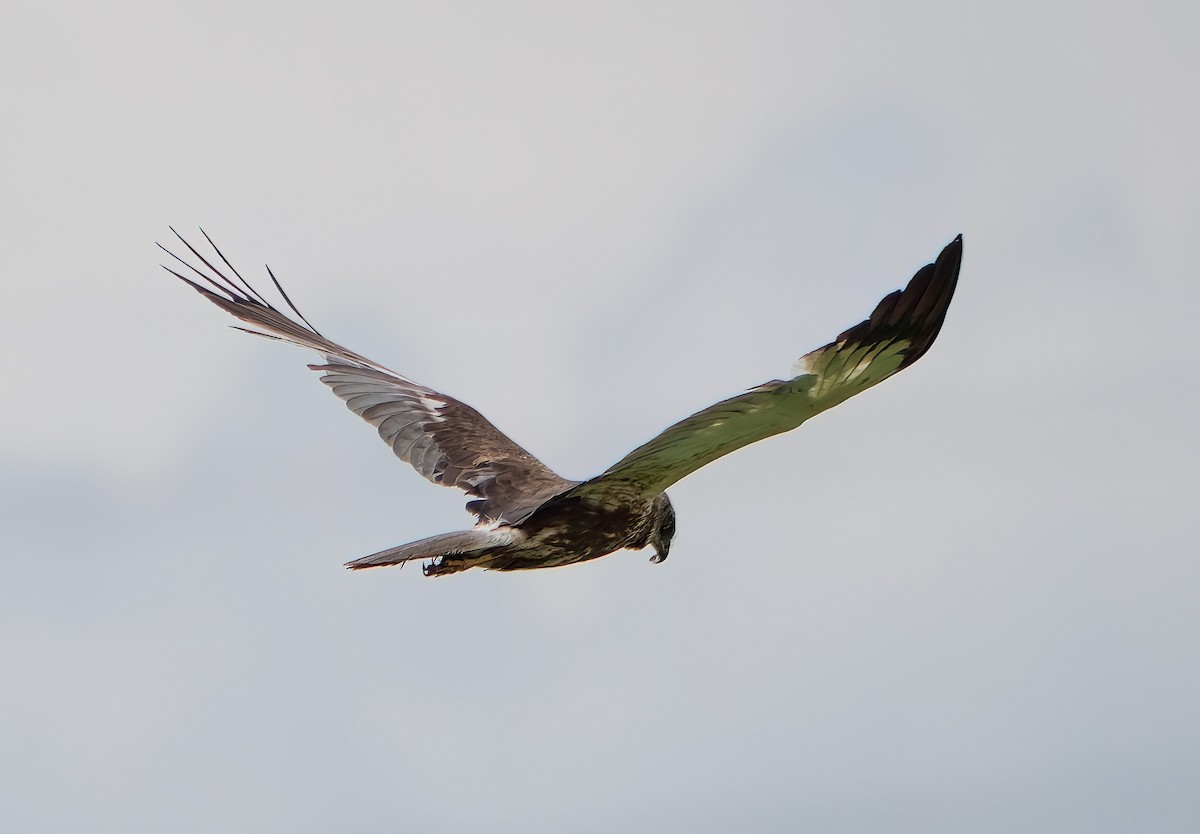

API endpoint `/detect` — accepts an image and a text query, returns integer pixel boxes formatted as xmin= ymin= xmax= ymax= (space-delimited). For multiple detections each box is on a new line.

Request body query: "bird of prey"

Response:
xmin=162 ymin=231 xmax=962 ymax=577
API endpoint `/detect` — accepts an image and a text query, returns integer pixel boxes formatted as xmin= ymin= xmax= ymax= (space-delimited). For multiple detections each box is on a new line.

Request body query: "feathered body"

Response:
xmin=382 ymin=492 xmax=674 ymax=576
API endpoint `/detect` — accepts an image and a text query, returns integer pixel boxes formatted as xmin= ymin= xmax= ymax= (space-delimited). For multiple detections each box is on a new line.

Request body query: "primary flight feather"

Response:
xmin=162 ymin=230 xmax=962 ymax=576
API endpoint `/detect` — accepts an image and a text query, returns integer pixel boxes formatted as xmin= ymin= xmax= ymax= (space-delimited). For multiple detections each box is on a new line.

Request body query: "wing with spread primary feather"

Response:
xmin=161 ymin=229 xmax=575 ymax=523
xmin=564 ymin=235 xmax=962 ymax=503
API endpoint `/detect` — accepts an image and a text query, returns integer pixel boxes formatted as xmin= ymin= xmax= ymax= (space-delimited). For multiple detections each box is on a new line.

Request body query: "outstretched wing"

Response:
xmin=161 ymin=230 xmax=575 ymax=523
xmin=565 ymin=235 xmax=962 ymax=505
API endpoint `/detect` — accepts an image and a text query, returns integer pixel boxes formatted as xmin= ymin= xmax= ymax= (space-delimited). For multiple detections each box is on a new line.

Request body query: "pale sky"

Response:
xmin=3 ymin=2 xmax=1198 ymax=832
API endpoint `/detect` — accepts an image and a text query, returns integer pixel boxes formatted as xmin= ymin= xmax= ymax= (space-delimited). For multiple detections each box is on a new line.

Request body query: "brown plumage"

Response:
xmin=162 ymin=229 xmax=961 ymax=576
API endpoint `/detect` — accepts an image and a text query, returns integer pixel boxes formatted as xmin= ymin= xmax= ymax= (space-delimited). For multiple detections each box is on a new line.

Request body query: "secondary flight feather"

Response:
xmin=162 ymin=230 xmax=962 ymax=576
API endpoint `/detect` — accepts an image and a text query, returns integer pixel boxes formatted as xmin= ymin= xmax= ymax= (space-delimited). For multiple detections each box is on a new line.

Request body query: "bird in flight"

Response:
xmin=162 ymin=231 xmax=962 ymax=576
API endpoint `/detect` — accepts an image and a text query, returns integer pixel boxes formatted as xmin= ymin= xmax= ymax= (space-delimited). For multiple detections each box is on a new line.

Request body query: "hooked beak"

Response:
xmin=649 ymin=537 xmax=669 ymax=564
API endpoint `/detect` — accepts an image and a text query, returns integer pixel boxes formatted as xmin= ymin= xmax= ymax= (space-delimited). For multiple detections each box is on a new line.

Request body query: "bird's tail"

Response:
xmin=344 ymin=527 xmax=519 ymax=576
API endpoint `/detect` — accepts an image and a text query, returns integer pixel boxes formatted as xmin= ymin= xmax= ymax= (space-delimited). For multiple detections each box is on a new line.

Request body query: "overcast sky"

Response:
xmin=3 ymin=2 xmax=1198 ymax=832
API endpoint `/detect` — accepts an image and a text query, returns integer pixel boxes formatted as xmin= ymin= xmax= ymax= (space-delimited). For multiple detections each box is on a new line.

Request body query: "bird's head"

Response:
xmin=648 ymin=493 xmax=676 ymax=564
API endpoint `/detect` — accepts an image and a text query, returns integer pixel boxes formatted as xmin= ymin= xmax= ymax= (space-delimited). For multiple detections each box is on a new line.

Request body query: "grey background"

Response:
xmin=3 ymin=2 xmax=1197 ymax=831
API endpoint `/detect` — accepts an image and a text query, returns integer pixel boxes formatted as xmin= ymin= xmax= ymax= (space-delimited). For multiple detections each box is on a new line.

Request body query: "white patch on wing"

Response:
xmin=421 ymin=395 xmax=448 ymax=420
xmin=794 ymin=339 xmax=910 ymax=402
xmin=792 ymin=355 xmax=816 ymax=376
xmin=843 ymin=346 xmax=885 ymax=384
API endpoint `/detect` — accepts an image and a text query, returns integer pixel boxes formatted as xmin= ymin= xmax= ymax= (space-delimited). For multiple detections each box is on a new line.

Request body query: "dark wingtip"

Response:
xmin=895 ymin=233 xmax=962 ymax=368
xmin=832 ymin=234 xmax=962 ymax=369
